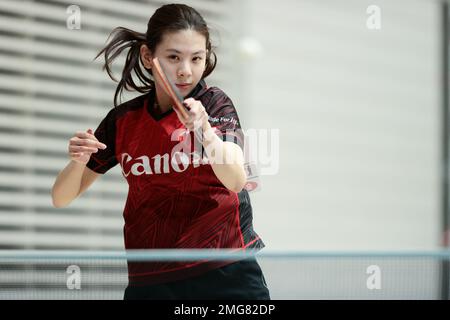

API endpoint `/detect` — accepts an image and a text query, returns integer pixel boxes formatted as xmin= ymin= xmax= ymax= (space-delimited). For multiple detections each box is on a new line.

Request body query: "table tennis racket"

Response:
xmin=152 ymin=56 xmax=208 ymax=144
xmin=151 ymin=57 xmax=190 ymax=119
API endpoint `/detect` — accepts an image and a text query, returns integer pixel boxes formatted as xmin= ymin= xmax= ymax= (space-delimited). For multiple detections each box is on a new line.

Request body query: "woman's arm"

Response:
xmin=52 ymin=129 xmax=105 ymax=207
xmin=175 ymin=98 xmax=247 ymax=193
xmin=51 ymin=161 xmax=87 ymax=208
xmin=201 ymin=121 xmax=246 ymax=192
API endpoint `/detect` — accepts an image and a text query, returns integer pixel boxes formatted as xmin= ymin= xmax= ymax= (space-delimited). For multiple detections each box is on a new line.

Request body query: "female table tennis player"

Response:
xmin=51 ymin=3 xmax=269 ymax=300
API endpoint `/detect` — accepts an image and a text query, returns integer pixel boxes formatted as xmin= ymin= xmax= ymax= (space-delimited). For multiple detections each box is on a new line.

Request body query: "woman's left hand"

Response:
xmin=174 ymin=97 xmax=209 ymax=132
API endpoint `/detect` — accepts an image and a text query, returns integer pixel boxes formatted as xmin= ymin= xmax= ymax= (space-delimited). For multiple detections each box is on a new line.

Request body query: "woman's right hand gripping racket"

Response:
xmin=152 ymin=57 xmax=260 ymax=193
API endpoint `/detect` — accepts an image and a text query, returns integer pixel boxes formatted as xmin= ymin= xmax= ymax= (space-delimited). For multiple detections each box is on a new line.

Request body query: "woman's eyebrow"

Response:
xmin=165 ymin=49 xmax=205 ymax=55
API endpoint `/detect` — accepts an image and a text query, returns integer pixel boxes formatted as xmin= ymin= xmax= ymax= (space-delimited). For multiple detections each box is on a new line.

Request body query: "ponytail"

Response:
xmin=95 ymin=27 xmax=153 ymax=107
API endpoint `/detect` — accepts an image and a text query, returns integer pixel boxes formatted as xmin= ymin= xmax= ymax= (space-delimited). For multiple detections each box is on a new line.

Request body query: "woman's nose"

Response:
xmin=177 ymin=62 xmax=192 ymax=78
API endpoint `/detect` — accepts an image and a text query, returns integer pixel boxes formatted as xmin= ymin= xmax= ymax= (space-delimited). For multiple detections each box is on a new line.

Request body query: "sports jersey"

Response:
xmin=86 ymin=79 xmax=264 ymax=285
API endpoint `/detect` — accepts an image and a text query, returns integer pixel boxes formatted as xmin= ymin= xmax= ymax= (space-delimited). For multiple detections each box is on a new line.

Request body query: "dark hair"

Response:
xmin=95 ymin=3 xmax=217 ymax=107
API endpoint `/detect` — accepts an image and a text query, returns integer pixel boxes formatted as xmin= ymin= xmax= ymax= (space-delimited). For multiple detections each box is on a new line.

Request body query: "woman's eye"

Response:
xmin=168 ymin=55 xmax=202 ymax=62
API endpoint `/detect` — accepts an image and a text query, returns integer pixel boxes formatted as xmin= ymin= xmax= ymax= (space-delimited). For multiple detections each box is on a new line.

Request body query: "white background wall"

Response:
xmin=236 ymin=0 xmax=443 ymax=251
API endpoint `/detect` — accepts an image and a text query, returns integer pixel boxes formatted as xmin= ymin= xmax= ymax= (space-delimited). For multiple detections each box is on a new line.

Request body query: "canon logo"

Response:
xmin=121 ymin=151 xmax=209 ymax=177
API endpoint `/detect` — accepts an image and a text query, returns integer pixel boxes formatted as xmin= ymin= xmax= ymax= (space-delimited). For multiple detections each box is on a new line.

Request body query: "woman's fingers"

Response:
xmin=75 ymin=130 xmax=107 ymax=147
xmin=181 ymin=100 xmax=207 ymax=130
xmin=68 ymin=128 xmax=106 ymax=164
xmin=69 ymin=145 xmax=99 ymax=153
xmin=70 ymin=137 xmax=106 ymax=149
xmin=174 ymin=99 xmax=209 ymax=132
xmin=70 ymin=133 xmax=107 ymax=149
xmin=183 ymin=97 xmax=195 ymax=107
xmin=75 ymin=130 xmax=97 ymax=140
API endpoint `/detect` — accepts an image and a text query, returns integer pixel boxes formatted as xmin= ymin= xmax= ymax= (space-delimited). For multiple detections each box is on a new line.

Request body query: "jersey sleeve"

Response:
xmin=204 ymin=88 xmax=245 ymax=150
xmin=86 ymin=108 xmax=118 ymax=174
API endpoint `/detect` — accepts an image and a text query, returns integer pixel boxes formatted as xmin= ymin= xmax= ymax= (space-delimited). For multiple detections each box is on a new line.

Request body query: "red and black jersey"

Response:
xmin=86 ymin=80 xmax=264 ymax=285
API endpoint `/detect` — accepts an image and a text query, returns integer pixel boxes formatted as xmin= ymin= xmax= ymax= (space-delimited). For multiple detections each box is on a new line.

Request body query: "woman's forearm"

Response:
xmin=51 ymin=160 xmax=85 ymax=208
xmin=201 ymin=124 xmax=247 ymax=192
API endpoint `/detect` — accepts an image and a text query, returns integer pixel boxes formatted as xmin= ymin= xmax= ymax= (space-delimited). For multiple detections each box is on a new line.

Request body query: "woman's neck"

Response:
xmin=154 ymin=91 xmax=172 ymax=114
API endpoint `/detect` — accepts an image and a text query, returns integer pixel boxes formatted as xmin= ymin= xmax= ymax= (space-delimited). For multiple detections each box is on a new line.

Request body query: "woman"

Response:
xmin=52 ymin=3 xmax=269 ymax=300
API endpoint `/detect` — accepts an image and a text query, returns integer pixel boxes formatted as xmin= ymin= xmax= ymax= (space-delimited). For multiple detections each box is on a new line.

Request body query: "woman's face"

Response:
xmin=141 ymin=29 xmax=207 ymax=101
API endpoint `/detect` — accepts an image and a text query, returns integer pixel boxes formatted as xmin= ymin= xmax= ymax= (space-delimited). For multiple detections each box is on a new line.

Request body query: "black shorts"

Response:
xmin=123 ymin=258 xmax=271 ymax=300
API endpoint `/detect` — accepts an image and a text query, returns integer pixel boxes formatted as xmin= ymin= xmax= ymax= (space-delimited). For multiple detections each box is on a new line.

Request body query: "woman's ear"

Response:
xmin=140 ymin=44 xmax=153 ymax=69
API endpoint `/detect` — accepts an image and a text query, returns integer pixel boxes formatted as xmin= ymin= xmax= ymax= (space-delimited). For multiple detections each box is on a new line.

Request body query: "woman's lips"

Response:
xmin=176 ymin=84 xmax=191 ymax=90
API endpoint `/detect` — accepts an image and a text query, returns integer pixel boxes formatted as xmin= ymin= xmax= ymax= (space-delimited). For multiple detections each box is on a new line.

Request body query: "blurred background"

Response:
xmin=0 ymin=0 xmax=448 ymax=299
